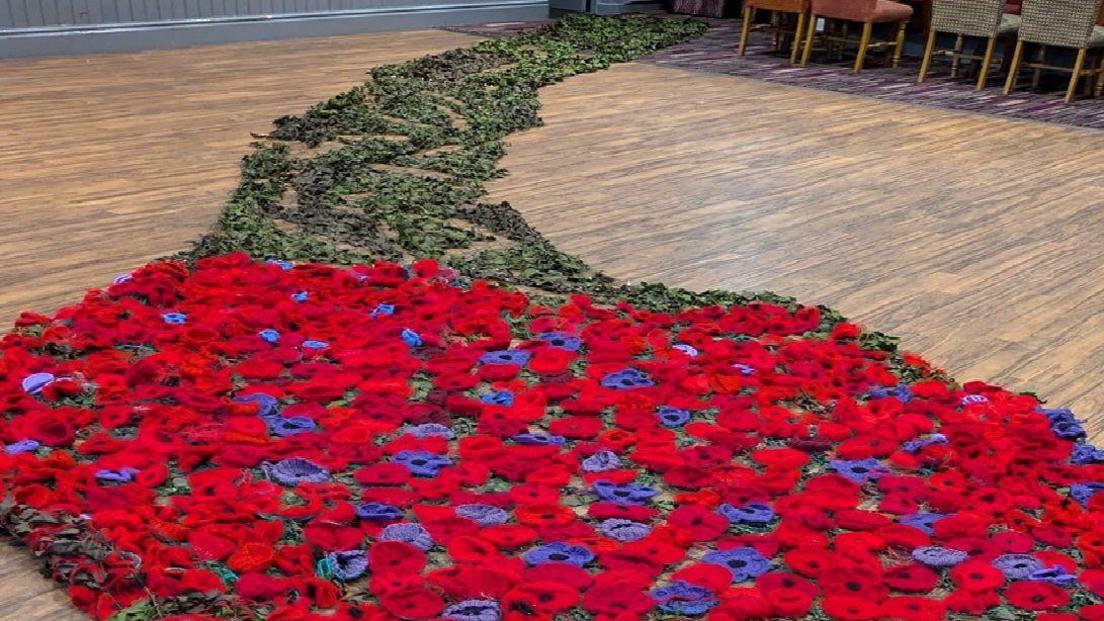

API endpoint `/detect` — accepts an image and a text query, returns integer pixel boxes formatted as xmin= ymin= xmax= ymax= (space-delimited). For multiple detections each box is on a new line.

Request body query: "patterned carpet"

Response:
xmin=447 ymin=17 xmax=1104 ymax=130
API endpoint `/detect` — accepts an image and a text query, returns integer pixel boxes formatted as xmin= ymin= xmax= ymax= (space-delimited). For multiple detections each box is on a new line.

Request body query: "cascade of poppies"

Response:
xmin=2 ymin=253 xmax=1104 ymax=621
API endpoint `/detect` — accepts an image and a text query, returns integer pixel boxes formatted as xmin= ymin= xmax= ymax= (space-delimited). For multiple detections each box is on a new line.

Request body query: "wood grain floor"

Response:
xmin=5 ymin=28 xmax=1104 ymax=621
xmin=487 ymin=62 xmax=1104 ymax=443
xmin=0 ymin=29 xmax=481 ymax=621
xmin=0 ymin=28 xmax=480 ymax=333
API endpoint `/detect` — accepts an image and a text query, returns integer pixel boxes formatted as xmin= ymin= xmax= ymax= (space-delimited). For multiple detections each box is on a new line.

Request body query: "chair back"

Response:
xmin=931 ymin=0 xmax=1006 ymax=37
xmin=1019 ymin=0 xmax=1104 ymax=47
xmin=749 ymin=0 xmax=810 ymax=12
xmin=810 ymin=0 xmax=877 ymax=21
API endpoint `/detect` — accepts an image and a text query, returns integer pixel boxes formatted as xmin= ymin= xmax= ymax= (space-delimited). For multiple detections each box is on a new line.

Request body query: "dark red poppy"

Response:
xmin=581 ymin=582 xmax=654 ymax=616
xmin=820 ymin=595 xmax=882 ymax=621
xmin=949 ymin=561 xmax=1004 ymax=592
xmin=447 ymin=535 xmax=501 ymax=563
xmin=501 ymin=581 xmax=579 ymax=615
xmin=883 ymin=563 xmax=938 ymax=593
xmin=523 ymin=562 xmax=594 ymax=590
xmin=1005 ymin=581 xmax=1070 ymax=611
xmin=226 ymin=542 xmax=276 ymax=573
xmin=377 ymin=584 xmax=444 ymax=620
xmin=481 ymin=524 xmax=539 ymax=550
xmin=713 ymin=586 xmax=774 ymax=620
xmin=426 ymin=565 xmax=518 ymax=599
xmin=369 ymin=541 xmax=425 ymax=575
xmin=819 ymin=565 xmax=888 ymax=602
xmin=783 ymin=548 xmax=836 ymax=578
xmin=880 ymin=596 xmax=947 ymax=621
xmin=1080 ymin=604 xmax=1104 ymax=621
xmin=667 ymin=504 xmax=729 ymax=542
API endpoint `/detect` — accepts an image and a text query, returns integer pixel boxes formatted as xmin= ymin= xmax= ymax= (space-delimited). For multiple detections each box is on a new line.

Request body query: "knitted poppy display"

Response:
xmin=3 ymin=252 xmax=1104 ymax=621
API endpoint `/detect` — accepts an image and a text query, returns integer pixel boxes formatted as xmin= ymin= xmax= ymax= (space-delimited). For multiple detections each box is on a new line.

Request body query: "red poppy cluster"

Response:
xmin=2 ymin=253 xmax=1104 ymax=621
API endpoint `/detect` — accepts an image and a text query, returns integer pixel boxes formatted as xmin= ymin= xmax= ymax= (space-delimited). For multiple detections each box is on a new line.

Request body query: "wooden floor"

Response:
xmin=6 ymin=28 xmax=1104 ymax=620
xmin=489 ymin=62 xmax=1104 ymax=442
xmin=0 ymin=29 xmax=481 ymax=621
xmin=0 ymin=28 xmax=480 ymax=331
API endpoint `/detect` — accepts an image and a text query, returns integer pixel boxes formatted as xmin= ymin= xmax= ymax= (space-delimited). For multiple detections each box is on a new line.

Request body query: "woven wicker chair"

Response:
xmin=917 ymin=0 xmax=1020 ymax=90
xmin=1003 ymin=0 xmax=1104 ymax=102
xmin=800 ymin=0 xmax=914 ymax=73
xmin=739 ymin=0 xmax=813 ymax=64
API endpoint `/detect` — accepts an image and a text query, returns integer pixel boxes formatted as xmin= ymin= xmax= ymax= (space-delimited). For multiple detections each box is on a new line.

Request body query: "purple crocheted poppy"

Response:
xmin=325 ymin=550 xmax=369 ymax=581
xmin=265 ymin=458 xmax=330 ymax=486
xmin=392 ymin=450 xmax=452 ymax=477
xmin=600 ymin=368 xmax=654 ymax=390
xmin=829 ymin=457 xmax=889 ymax=484
xmin=379 ymin=522 xmax=434 ymax=550
xmin=718 ymin=502 xmax=774 ymax=525
xmin=456 ymin=504 xmax=510 ymax=526
xmin=702 ymin=547 xmax=771 ymax=582
xmin=4 ymin=439 xmax=40 ymax=455
xmin=21 ymin=372 xmax=55 ymax=395
xmin=593 ymin=480 xmax=657 ymax=505
xmin=582 ymin=450 xmax=621 ymax=473
xmin=523 ymin=542 xmax=594 ymax=566
xmin=598 ymin=519 xmax=651 ymax=542
xmin=480 ymin=349 xmax=531 ymax=366
xmin=442 ymin=599 xmax=500 ymax=621
xmin=912 ymin=546 xmax=968 ymax=567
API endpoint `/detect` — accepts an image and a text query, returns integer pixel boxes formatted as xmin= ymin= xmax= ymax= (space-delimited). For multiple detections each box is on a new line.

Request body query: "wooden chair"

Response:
xmin=739 ymin=0 xmax=813 ymax=64
xmin=917 ymin=0 xmax=1020 ymax=90
xmin=800 ymin=0 xmax=915 ymax=73
xmin=1003 ymin=0 xmax=1104 ymax=102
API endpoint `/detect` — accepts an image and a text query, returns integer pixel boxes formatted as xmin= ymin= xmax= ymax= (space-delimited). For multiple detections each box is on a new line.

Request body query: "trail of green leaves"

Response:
xmin=189 ymin=16 xmax=733 ymax=308
xmin=187 ymin=14 xmax=903 ymax=342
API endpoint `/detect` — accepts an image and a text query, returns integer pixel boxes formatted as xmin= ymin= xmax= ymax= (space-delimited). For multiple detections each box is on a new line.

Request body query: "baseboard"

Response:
xmin=0 ymin=2 xmax=549 ymax=59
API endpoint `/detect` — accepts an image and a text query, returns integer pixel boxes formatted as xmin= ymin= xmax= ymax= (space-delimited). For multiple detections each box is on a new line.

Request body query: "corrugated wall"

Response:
xmin=0 ymin=0 xmax=531 ymax=29
xmin=0 ymin=0 xmax=550 ymax=56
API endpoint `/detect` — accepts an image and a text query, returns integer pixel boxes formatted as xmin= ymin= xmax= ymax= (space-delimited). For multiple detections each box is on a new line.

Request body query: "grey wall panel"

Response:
xmin=0 ymin=0 xmax=547 ymax=56
xmin=0 ymin=0 xmax=545 ymax=27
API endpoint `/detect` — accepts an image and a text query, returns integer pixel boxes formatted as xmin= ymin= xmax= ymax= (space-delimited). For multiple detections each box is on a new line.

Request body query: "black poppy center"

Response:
xmin=511 ymin=602 xmax=535 ymax=615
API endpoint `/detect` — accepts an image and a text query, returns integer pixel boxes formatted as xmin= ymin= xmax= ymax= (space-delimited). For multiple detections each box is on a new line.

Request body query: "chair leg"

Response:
xmin=738 ymin=5 xmax=753 ymax=55
xmin=892 ymin=21 xmax=907 ymax=68
xmin=790 ymin=11 xmax=807 ymax=64
xmin=976 ymin=36 xmax=997 ymax=91
xmin=801 ymin=14 xmax=817 ymax=65
xmin=950 ymin=34 xmax=964 ymax=77
xmin=1032 ymin=44 xmax=1046 ymax=90
xmin=999 ymin=38 xmax=1014 ymax=73
xmin=1004 ymin=39 xmax=1024 ymax=95
xmin=1095 ymin=52 xmax=1104 ymax=97
xmin=917 ymin=28 xmax=937 ymax=83
xmin=854 ymin=22 xmax=873 ymax=74
xmin=772 ymin=12 xmax=783 ymax=51
xmin=1067 ymin=48 xmax=1088 ymax=103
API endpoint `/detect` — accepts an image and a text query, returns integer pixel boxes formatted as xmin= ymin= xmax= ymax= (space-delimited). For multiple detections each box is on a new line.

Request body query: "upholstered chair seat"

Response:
xmin=801 ymin=0 xmax=914 ymax=72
